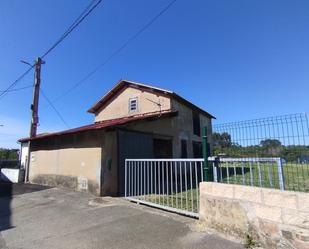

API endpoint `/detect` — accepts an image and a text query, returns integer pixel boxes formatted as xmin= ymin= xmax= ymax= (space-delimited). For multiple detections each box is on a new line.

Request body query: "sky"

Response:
xmin=0 ymin=0 xmax=309 ymax=149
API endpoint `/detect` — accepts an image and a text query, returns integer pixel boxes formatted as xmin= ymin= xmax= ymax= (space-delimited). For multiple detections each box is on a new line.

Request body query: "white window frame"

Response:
xmin=129 ymin=97 xmax=138 ymax=113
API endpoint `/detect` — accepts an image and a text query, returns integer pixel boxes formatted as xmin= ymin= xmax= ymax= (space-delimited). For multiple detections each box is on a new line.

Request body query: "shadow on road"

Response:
xmin=0 ymin=182 xmax=51 ymax=232
xmin=0 ymin=182 xmax=13 ymax=232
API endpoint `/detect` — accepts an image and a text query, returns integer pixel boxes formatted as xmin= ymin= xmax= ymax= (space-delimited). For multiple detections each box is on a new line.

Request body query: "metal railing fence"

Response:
xmin=209 ymin=157 xmax=286 ymax=190
xmin=212 ymin=113 xmax=309 ymax=192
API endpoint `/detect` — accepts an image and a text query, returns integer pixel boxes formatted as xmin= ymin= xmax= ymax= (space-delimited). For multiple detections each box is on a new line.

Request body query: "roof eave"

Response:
xmin=170 ymin=93 xmax=216 ymax=119
xmin=87 ymin=79 xmax=125 ymax=113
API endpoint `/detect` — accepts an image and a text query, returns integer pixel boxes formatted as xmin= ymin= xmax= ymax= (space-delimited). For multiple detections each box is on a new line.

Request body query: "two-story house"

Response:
xmin=19 ymin=80 xmax=215 ymax=196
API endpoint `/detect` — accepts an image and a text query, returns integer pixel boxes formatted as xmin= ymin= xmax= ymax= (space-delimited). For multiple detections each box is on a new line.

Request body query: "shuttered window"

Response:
xmin=129 ymin=98 xmax=138 ymax=112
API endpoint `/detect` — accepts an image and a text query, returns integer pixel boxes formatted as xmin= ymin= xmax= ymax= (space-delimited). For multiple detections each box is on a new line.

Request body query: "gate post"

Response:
xmin=213 ymin=157 xmax=219 ymax=182
xmin=277 ymin=158 xmax=285 ymax=191
xmin=202 ymin=126 xmax=208 ymax=181
xmin=125 ymin=160 xmax=127 ymax=197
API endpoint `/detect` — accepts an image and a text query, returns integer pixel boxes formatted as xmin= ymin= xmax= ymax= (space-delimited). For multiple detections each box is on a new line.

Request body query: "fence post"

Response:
xmin=213 ymin=157 xmax=219 ymax=182
xmin=202 ymin=126 xmax=208 ymax=181
xmin=125 ymin=160 xmax=127 ymax=197
xmin=277 ymin=158 xmax=285 ymax=191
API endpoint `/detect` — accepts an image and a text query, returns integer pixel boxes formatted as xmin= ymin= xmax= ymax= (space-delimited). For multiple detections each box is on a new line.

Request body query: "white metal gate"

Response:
xmin=125 ymin=159 xmax=204 ymax=218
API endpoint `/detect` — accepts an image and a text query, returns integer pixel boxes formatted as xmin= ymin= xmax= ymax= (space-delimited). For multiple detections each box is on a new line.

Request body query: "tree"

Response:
xmin=260 ymin=139 xmax=282 ymax=148
xmin=212 ymin=132 xmax=232 ymax=148
xmin=259 ymin=139 xmax=282 ymax=157
xmin=0 ymin=148 xmax=19 ymax=160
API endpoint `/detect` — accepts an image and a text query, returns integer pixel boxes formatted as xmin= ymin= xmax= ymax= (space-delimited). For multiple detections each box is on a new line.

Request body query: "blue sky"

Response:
xmin=0 ymin=0 xmax=308 ymax=148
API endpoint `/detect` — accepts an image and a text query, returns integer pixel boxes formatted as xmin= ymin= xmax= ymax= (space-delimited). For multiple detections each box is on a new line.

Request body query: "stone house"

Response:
xmin=19 ymin=80 xmax=215 ymax=196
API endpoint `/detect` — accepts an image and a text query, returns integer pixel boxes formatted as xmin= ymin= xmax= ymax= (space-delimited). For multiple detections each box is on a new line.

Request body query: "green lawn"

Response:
xmin=282 ymin=163 xmax=309 ymax=192
xmin=135 ymin=188 xmax=199 ymax=213
xmin=213 ymin=162 xmax=309 ymax=192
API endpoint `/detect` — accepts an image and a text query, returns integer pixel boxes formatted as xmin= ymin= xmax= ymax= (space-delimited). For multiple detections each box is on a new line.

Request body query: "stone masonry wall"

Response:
xmin=199 ymin=182 xmax=309 ymax=249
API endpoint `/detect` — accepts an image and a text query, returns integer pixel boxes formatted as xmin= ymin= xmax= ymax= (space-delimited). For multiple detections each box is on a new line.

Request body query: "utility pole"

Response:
xmin=30 ymin=57 xmax=44 ymax=137
xmin=25 ymin=57 xmax=45 ymax=182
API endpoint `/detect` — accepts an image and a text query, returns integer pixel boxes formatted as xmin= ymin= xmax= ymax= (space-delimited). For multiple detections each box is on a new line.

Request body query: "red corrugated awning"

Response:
xmin=18 ymin=110 xmax=178 ymax=143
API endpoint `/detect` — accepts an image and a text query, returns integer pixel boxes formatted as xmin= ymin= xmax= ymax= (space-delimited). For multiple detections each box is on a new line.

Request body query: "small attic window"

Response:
xmin=129 ymin=98 xmax=138 ymax=112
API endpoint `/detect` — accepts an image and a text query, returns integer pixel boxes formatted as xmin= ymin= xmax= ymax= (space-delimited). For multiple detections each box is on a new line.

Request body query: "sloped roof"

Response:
xmin=87 ymin=80 xmax=215 ymax=119
xmin=18 ymin=110 xmax=177 ymax=143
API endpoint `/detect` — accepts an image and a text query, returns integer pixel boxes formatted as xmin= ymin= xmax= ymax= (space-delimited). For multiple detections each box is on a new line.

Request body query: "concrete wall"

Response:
xmin=29 ymin=147 xmax=101 ymax=195
xmin=171 ymin=99 xmax=212 ymax=156
xmin=200 ymin=182 xmax=309 ymax=249
xmin=125 ymin=99 xmax=212 ymax=158
xmin=0 ymin=168 xmax=21 ymax=183
xmin=28 ymin=130 xmax=118 ymax=196
xmin=95 ymin=87 xmax=171 ymax=122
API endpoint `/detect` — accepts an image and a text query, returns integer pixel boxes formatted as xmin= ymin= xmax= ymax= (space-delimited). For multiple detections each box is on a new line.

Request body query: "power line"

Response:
xmin=41 ymin=0 xmax=103 ymax=59
xmin=52 ymin=0 xmax=177 ymax=103
xmin=0 ymin=66 xmax=34 ymax=100
xmin=40 ymin=88 xmax=70 ymax=129
xmin=0 ymin=85 xmax=33 ymax=93
xmin=0 ymin=0 xmax=103 ymax=100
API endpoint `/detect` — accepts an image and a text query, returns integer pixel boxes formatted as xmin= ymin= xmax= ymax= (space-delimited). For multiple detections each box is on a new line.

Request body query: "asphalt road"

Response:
xmin=0 ymin=184 xmax=243 ymax=249
xmin=0 ymin=182 xmax=51 ymax=197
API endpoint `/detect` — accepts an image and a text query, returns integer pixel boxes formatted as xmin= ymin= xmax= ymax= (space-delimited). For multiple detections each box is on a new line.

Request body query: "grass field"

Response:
xmin=215 ymin=162 xmax=309 ymax=192
xmin=135 ymin=188 xmax=199 ymax=213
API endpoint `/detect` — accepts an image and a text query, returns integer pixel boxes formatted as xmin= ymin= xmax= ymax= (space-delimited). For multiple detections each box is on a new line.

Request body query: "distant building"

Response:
xmin=19 ymin=80 xmax=215 ymax=196
xmin=300 ymin=155 xmax=309 ymax=164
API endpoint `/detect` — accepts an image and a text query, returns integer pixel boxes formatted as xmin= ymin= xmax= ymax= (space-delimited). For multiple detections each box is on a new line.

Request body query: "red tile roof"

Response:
xmin=18 ymin=110 xmax=178 ymax=143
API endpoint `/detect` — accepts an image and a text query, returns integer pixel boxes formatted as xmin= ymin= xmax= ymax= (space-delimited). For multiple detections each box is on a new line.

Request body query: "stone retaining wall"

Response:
xmin=199 ymin=182 xmax=309 ymax=249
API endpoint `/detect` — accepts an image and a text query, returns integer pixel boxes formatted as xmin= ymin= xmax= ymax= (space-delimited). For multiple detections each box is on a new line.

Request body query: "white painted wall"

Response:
xmin=20 ymin=142 xmax=29 ymax=169
xmin=0 ymin=168 xmax=20 ymax=183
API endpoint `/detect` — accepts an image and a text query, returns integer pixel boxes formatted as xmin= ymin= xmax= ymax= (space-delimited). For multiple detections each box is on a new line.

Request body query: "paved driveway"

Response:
xmin=0 ymin=184 xmax=243 ymax=249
